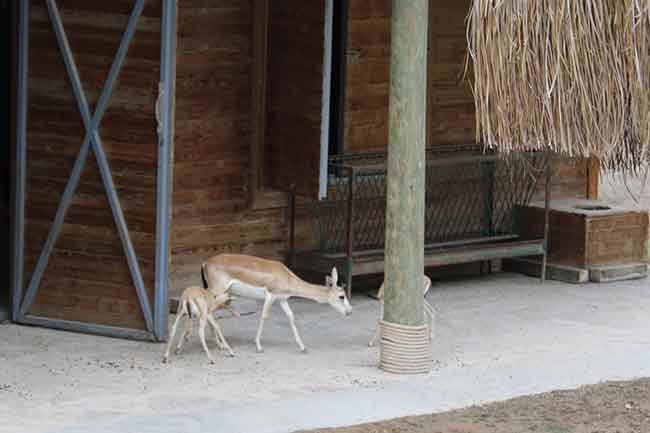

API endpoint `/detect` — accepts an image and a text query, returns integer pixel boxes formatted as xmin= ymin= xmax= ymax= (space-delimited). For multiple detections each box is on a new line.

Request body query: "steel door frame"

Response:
xmin=11 ymin=0 xmax=176 ymax=341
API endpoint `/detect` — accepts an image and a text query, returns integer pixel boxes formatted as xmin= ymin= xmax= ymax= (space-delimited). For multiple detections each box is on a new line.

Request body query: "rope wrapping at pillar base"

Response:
xmin=379 ymin=319 xmax=432 ymax=374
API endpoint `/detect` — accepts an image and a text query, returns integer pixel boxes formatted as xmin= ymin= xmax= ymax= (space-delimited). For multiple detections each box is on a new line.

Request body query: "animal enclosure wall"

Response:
xmin=168 ymin=0 xmax=591 ymax=293
xmin=13 ymin=0 xmax=167 ymax=338
xmin=171 ymin=1 xmax=281 ymax=291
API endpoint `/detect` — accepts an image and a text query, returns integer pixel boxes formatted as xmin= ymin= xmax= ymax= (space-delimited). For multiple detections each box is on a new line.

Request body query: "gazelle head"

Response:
xmin=325 ymin=267 xmax=352 ymax=316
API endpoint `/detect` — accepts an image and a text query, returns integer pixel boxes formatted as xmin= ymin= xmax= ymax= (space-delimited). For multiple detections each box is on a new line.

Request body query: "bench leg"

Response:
xmin=345 ymin=262 xmax=353 ymax=299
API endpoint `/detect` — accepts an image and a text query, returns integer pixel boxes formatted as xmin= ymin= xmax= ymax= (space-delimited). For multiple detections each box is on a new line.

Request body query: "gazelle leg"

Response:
xmin=175 ymin=316 xmax=192 ymax=354
xmin=255 ymin=293 xmax=275 ymax=353
xmin=369 ymin=301 xmax=384 ymax=347
xmin=183 ymin=317 xmax=192 ymax=342
xmin=212 ymin=328 xmax=225 ymax=350
xmin=163 ymin=311 xmax=185 ymax=363
xmin=198 ymin=317 xmax=216 ymax=364
xmin=208 ymin=315 xmax=234 ymax=357
xmin=279 ymin=299 xmax=305 ymax=352
xmin=207 ymin=315 xmax=224 ymax=350
xmin=209 ymin=317 xmax=226 ymax=350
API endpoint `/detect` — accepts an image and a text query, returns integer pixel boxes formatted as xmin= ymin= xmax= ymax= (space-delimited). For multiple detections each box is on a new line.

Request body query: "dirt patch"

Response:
xmin=298 ymin=379 xmax=650 ymax=433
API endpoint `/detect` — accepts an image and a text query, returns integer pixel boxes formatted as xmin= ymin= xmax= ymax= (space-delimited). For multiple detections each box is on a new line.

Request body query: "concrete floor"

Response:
xmin=1 ymin=272 xmax=649 ymax=433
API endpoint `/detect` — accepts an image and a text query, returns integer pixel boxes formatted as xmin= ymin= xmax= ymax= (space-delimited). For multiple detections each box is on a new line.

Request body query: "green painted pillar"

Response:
xmin=383 ymin=0 xmax=428 ymax=327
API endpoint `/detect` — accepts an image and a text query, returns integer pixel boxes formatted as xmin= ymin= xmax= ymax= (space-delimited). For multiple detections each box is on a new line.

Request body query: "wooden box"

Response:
xmin=518 ymin=199 xmax=649 ymax=269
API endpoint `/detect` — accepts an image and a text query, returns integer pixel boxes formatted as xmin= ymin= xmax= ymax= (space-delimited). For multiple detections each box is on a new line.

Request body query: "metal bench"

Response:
xmin=289 ymin=145 xmax=550 ymax=295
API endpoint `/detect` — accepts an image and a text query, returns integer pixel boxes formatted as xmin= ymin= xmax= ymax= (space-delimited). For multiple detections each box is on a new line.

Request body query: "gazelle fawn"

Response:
xmin=368 ymin=275 xmax=436 ymax=347
xmin=163 ymin=286 xmax=237 ymax=364
xmin=202 ymin=254 xmax=352 ymax=353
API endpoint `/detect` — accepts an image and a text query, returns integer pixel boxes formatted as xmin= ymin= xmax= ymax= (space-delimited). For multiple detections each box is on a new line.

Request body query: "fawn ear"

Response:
xmin=330 ymin=267 xmax=338 ymax=286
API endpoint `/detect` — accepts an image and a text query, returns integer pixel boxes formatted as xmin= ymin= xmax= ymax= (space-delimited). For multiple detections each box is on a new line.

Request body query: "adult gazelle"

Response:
xmin=202 ymin=254 xmax=352 ymax=352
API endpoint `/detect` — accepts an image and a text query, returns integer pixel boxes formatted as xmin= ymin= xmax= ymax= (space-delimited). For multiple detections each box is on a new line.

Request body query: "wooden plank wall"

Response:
xmin=23 ymin=0 xmax=161 ymax=329
xmin=533 ymin=156 xmax=590 ymax=201
xmin=344 ymin=0 xmax=474 ymax=153
xmin=171 ymin=1 xmax=291 ymax=293
xmin=344 ymin=0 xmax=391 ymax=154
xmin=427 ymin=1 xmax=475 ymax=146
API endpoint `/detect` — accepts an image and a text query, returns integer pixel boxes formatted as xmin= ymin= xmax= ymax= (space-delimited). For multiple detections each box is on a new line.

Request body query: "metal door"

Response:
xmin=12 ymin=0 xmax=175 ymax=340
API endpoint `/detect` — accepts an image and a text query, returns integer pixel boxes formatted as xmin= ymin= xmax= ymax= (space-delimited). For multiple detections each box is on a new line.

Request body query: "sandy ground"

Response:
xmin=299 ymin=378 xmax=650 ymax=433
xmin=2 ymin=271 xmax=650 ymax=433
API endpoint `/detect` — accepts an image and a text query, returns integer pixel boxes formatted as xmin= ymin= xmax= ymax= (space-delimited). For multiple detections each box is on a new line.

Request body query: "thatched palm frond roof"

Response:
xmin=467 ymin=0 xmax=650 ymax=174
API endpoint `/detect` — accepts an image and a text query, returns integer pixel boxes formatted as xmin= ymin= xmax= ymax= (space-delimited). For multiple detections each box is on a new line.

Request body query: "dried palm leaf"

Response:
xmin=466 ymin=0 xmax=650 ymax=175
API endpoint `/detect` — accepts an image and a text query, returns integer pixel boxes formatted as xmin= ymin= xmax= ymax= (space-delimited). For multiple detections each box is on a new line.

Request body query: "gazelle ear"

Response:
xmin=331 ymin=267 xmax=338 ymax=286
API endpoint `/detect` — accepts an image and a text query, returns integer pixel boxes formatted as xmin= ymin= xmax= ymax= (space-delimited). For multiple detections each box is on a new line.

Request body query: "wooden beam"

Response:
xmin=155 ymin=0 xmax=177 ymax=341
xmin=587 ymin=157 xmax=600 ymax=200
xmin=248 ymin=0 xmax=289 ymax=210
xmin=250 ymin=0 xmax=269 ymax=205
xmin=10 ymin=0 xmax=28 ymax=322
xmin=383 ymin=0 xmax=428 ymax=327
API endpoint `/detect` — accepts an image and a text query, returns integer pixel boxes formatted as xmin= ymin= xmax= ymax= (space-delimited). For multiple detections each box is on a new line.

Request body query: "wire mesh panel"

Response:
xmin=424 ymin=158 xmax=487 ymax=243
xmin=310 ymin=146 xmax=548 ymax=255
xmin=312 ymin=173 xmax=351 ymax=252
xmin=491 ymin=154 xmax=547 ymax=235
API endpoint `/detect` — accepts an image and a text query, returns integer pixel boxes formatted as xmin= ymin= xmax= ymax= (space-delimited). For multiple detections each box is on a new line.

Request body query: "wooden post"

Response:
xmin=249 ymin=0 xmax=268 ymax=206
xmin=383 ymin=0 xmax=428 ymax=327
xmin=586 ymin=157 xmax=600 ymax=200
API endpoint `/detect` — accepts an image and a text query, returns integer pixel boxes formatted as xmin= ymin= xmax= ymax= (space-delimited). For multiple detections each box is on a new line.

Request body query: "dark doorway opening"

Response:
xmin=1 ymin=0 xmax=13 ymax=320
xmin=328 ymin=0 xmax=348 ymax=158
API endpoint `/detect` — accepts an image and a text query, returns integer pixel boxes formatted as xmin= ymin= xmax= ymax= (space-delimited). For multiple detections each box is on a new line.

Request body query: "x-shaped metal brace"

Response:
xmin=19 ymin=0 xmax=155 ymax=333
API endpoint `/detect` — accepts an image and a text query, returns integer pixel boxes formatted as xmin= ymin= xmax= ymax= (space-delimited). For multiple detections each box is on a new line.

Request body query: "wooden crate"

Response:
xmin=518 ymin=199 xmax=649 ymax=269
